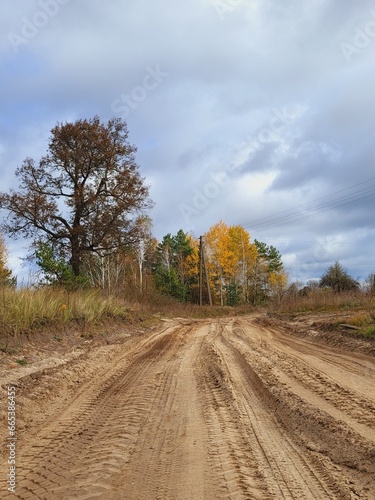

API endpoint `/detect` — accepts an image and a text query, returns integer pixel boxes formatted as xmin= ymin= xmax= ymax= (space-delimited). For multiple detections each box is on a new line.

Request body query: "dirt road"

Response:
xmin=1 ymin=315 xmax=375 ymax=499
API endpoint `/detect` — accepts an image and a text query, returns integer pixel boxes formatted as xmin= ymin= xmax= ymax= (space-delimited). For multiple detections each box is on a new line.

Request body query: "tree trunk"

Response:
xmin=70 ymin=236 xmax=81 ymax=276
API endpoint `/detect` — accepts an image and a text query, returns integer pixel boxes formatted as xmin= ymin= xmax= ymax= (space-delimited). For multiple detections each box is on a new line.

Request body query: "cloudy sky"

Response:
xmin=1 ymin=0 xmax=375 ymax=284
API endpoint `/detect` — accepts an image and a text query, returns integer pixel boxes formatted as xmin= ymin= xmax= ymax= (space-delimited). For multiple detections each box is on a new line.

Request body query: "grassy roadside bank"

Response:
xmin=0 ymin=287 xmax=257 ymax=345
xmin=1 ymin=287 xmax=374 ymax=352
xmin=271 ymin=291 xmax=375 ymax=338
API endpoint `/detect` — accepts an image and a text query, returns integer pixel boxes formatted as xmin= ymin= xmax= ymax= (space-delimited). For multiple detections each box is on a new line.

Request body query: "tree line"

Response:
xmin=152 ymin=224 xmax=286 ymax=305
xmin=0 ymin=117 xmax=373 ymax=304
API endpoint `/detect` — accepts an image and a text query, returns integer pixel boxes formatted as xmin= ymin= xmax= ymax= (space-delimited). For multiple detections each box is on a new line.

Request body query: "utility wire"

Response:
xmin=242 ymin=177 xmax=375 ymax=232
xmin=250 ymin=191 xmax=375 ymax=231
xmin=248 ymin=186 xmax=375 ymax=230
xmin=243 ymin=176 xmax=375 ymax=226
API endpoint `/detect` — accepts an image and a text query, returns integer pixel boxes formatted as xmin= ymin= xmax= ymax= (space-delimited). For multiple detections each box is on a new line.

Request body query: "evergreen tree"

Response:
xmin=319 ymin=261 xmax=359 ymax=293
xmin=35 ymin=241 xmax=89 ymax=289
xmin=250 ymin=240 xmax=286 ymax=304
xmin=254 ymin=240 xmax=283 ymax=272
xmin=152 ymin=230 xmax=198 ymax=302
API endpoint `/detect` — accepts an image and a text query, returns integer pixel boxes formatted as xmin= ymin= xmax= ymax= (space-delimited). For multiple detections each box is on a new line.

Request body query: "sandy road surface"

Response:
xmin=1 ymin=315 xmax=375 ymax=499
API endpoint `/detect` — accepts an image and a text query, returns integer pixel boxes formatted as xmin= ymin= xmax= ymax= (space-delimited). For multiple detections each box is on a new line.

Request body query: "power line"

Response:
xmin=248 ymin=188 xmax=375 ymax=231
xmin=243 ymin=176 xmax=375 ymax=226
xmin=241 ymin=176 xmax=375 ymax=232
xmin=259 ymin=240 xmax=367 ymax=245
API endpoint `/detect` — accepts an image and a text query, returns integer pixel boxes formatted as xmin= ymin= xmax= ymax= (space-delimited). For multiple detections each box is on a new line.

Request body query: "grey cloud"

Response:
xmin=1 ymin=0 xmax=375 ymax=284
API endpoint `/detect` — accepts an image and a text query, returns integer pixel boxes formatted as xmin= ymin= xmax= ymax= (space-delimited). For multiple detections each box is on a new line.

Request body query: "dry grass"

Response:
xmin=275 ymin=289 xmax=372 ymax=314
xmin=0 ymin=286 xmax=257 ymax=342
xmin=4 ymin=285 xmax=373 ymax=344
xmin=343 ymin=313 xmax=373 ymax=327
xmin=122 ymin=290 xmax=256 ymax=320
xmin=333 ymin=312 xmax=375 ymax=338
xmin=273 ymin=289 xmax=375 ymax=338
xmin=0 ymin=287 xmax=132 ymax=338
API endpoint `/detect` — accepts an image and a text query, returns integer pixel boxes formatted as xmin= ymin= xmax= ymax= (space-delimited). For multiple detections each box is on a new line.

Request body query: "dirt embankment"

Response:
xmin=1 ymin=315 xmax=375 ymax=499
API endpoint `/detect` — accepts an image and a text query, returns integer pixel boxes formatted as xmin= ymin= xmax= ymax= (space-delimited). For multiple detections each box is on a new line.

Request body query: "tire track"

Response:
xmin=232 ymin=318 xmax=375 ymax=441
xmin=2 ymin=324 xmax=189 ymax=499
xmin=197 ymin=321 xmax=272 ymax=499
xmin=110 ymin=322 xmax=214 ymax=500
xmin=203 ymin=320 xmax=349 ymax=499
xmin=2 ymin=315 xmax=374 ymax=498
xmin=226 ymin=317 xmax=375 ymax=498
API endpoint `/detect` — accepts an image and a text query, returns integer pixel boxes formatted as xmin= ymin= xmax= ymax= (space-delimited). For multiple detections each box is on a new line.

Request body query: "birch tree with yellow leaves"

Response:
xmin=151 ymin=222 xmax=286 ymax=306
xmin=204 ymin=221 xmax=258 ymax=305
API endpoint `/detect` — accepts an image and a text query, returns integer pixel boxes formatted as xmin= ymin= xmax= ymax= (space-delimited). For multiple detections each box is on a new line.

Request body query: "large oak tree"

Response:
xmin=0 ymin=117 xmax=152 ymax=277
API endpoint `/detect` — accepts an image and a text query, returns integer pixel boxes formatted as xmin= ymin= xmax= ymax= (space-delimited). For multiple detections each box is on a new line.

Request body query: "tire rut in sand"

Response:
xmin=198 ymin=344 xmax=270 ymax=499
xmin=202 ymin=320 xmax=351 ymax=499
xmin=3 ymin=326 xmax=189 ymax=499
xmin=110 ymin=322 xmax=212 ymax=500
xmin=226 ymin=317 xmax=375 ymax=498
xmin=231 ymin=320 xmax=375 ymax=443
xmin=2 ymin=315 xmax=375 ymax=499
